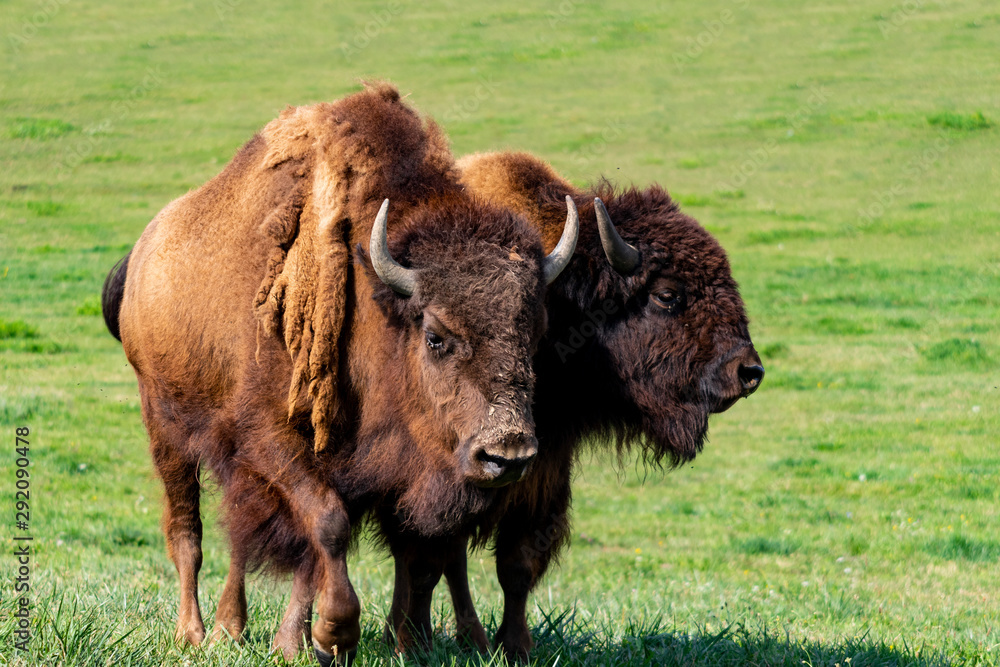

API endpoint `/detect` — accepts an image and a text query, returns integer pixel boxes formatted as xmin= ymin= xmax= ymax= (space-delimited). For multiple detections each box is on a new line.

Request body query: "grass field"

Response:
xmin=1 ymin=0 xmax=998 ymax=664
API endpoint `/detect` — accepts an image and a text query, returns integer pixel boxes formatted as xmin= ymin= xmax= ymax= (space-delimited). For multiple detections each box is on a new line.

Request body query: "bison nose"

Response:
xmin=738 ymin=363 xmax=765 ymax=396
xmin=475 ymin=449 xmax=535 ymax=485
xmin=473 ymin=430 xmax=537 ymax=487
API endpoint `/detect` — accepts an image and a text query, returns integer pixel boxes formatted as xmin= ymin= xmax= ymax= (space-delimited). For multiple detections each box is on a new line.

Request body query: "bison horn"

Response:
xmin=541 ymin=195 xmax=580 ymax=284
xmin=595 ymin=197 xmax=641 ymax=275
xmin=370 ymin=199 xmax=417 ymax=296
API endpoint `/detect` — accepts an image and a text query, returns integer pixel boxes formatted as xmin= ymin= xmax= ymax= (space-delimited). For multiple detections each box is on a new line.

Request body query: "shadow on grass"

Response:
xmin=3 ymin=591 xmax=970 ymax=667
xmin=352 ymin=608 xmax=957 ymax=667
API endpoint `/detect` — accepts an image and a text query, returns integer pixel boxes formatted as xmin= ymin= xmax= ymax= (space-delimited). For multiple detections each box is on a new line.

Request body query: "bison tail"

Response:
xmin=101 ymin=250 xmax=131 ymax=342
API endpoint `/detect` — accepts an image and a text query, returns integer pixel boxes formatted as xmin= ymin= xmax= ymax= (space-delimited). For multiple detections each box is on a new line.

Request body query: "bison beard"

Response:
xmin=104 ymin=87 xmax=583 ymax=664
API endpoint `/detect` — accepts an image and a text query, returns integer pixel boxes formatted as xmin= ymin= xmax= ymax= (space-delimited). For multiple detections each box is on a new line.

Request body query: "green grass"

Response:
xmin=926 ymin=111 xmax=993 ymax=131
xmin=2 ymin=0 xmax=999 ymax=665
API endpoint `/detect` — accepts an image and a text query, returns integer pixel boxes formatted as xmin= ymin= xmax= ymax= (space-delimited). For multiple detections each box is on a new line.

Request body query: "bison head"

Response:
xmin=367 ymin=196 xmax=578 ymax=488
xmin=552 ymin=186 xmax=762 ymax=466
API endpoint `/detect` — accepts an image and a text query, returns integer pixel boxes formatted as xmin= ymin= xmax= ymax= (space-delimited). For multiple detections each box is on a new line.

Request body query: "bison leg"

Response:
xmin=382 ymin=549 xmax=411 ymax=648
xmin=150 ymin=433 xmax=206 ymax=646
xmin=383 ymin=541 xmax=445 ymax=652
xmin=492 ymin=487 xmax=571 ymax=661
xmin=273 ymin=550 xmax=317 ymax=660
xmin=308 ymin=502 xmax=361 ymax=664
xmin=443 ymin=544 xmax=489 ymax=653
xmin=212 ymin=549 xmax=248 ymax=643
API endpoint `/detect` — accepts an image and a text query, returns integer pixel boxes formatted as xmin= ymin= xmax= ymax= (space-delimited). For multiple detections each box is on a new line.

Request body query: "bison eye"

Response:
xmin=425 ymin=331 xmax=444 ymax=350
xmin=651 ymin=289 xmax=681 ymax=312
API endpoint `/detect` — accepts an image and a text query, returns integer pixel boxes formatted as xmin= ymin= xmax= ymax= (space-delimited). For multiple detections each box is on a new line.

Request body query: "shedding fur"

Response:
xmin=245 ymin=83 xmax=462 ymax=452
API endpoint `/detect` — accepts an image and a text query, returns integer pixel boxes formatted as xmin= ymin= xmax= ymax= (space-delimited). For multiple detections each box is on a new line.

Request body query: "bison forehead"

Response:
xmin=416 ymin=246 xmax=545 ymax=336
xmin=649 ymin=221 xmax=736 ymax=287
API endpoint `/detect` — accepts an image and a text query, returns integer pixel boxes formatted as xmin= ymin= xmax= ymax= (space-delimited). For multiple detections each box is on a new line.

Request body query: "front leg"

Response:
xmin=443 ymin=543 xmax=489 ymax=652
xmin=493 ymin=487 xmax=571 ymax=662
xmin=382 ymin=549 xmax=411 ymax=648
xmin=310 ymin=506 xmax=361 ymax=666
xmin=383 ymin=540 xmax=446 ymax=653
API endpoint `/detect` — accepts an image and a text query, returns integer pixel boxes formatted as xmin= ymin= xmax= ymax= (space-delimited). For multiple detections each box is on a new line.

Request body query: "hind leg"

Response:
xmin=212 ymin=548 xmax=248 ymax=643
xmin=149 ymin=427 xmax=206 ymax=645
xmin=273 ymin=550 xmax=317 ymax=660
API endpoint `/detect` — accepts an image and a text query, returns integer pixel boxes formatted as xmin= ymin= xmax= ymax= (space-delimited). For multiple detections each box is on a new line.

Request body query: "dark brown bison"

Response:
xmin=102 ymin=87 xmax=578 ymax=663
xmin=369 ymin=151 xmax=765 ymax=659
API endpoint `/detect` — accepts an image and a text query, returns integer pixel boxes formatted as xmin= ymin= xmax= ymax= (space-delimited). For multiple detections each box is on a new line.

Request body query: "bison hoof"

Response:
xmin=313 ymin=638 xmax=356 ymax=667
xmin=457 ymin=623 xmax=489 ymax=654
xmin=175 ymin=622 xmax=206 ymax=646
xmin=210 ymin=622 xmax=244 ymax=644
xmin=494 ymin=623 xmax=533 ymax=663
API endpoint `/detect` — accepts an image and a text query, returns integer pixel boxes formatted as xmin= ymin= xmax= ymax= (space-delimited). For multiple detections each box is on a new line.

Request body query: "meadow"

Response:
xmin=1 ymin=0 xmax=998 ymax=664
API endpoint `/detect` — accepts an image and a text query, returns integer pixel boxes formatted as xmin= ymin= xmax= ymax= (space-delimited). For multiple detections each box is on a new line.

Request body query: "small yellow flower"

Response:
xmin=635 ymin=548 xmax=641 ymax=554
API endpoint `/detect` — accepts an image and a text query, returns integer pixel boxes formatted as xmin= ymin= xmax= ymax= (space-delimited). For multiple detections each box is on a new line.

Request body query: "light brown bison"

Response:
xmin=101 ymin=87 xmax=578 ymax=663
xmin=371 ymin=151 xmax=765 ymax=659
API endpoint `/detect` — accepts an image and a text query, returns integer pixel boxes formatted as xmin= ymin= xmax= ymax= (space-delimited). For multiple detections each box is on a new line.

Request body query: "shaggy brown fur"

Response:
xmin=106 ymin=86 xmax=560 ymax=663
xmin=377 ymin=151 xmax=766 ymax=660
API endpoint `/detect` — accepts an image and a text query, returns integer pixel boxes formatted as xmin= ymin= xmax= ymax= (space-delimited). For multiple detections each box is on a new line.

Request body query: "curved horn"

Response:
xmin=369 ymin=199 xmax=417 ymax=296
xmin=542 ymin=195 xmax=580 ymax=284
xmin=595 ymin=197 xmax=641 ymax=275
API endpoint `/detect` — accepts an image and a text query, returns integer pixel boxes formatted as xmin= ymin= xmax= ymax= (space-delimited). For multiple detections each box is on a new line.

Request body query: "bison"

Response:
xmin=367 ymin=150 xmax=765 ymax=659
xmin=101 ymin=86 xmax=579 ymax=663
